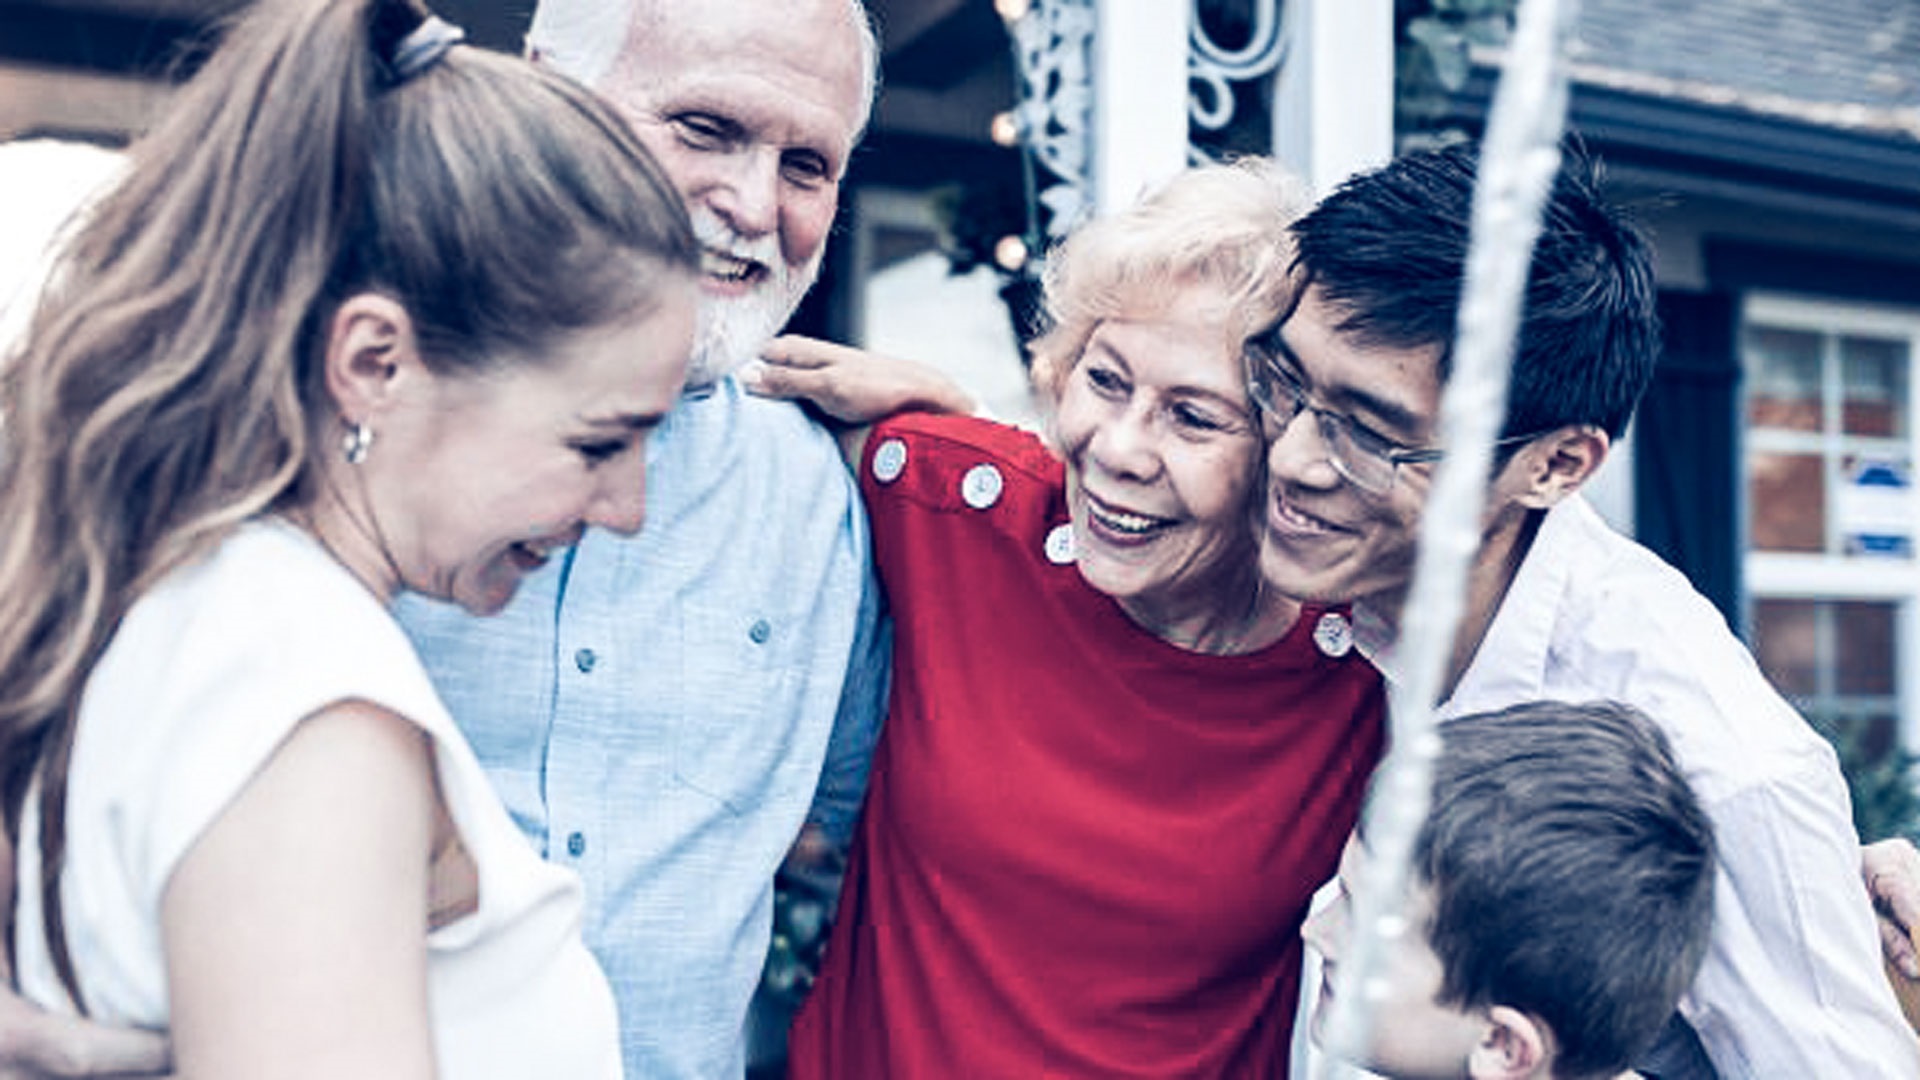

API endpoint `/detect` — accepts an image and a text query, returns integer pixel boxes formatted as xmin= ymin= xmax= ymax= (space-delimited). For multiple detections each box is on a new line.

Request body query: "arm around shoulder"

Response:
xmin=0 ymin=811 xmax=173 ymax=1079
xmin=742 ymin=335 xmax=977 ymax=467
xmin=1863 ymin=836 xmax=1920 ymax=1028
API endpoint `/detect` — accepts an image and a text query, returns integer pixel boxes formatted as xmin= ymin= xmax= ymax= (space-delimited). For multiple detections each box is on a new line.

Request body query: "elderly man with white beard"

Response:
xmin=389 ymin=2 xmax=897 ymax=1077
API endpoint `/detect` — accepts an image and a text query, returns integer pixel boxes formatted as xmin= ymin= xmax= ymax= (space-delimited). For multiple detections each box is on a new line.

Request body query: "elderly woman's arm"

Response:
xmin=743 ymin=335 xmax=977 ymax=465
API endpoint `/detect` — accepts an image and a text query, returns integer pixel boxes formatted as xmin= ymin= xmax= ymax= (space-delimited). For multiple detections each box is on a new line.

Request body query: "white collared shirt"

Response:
xmin=1362 ymin=494 xmax=1918 ymax=1077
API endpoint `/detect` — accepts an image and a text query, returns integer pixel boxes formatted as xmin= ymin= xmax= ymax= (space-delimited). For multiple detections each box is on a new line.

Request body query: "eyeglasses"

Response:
xmin=1245 ymin=342 xmax=1538 ymax=496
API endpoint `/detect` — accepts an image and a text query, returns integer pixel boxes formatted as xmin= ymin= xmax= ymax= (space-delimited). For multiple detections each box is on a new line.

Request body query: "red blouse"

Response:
xmin=789 ymin=414 xmax=1385 ymax=1078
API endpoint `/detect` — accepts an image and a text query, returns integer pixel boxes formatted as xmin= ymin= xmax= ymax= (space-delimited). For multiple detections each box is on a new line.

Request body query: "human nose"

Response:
xmin=1264 ymin=403 xmax=1342 ymax=490
xmin=587 ymin=453 xmax=649 ymax=536
xmin=1088 ymin=404 xmax=1161 ymax=481
xmin=704 ymin=147 xmax=781 ymax=241
xmin=1301 ymin=895 xmax=1346 ymax=960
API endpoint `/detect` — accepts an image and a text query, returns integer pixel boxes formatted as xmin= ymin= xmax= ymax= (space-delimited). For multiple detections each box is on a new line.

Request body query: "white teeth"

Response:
xmin=1090 ymin=503 xmax=1165 ymax=535
xmin=514 ymin=538 xmax=563 ymax=562
xmin=1277 ymin=496 xmax=1336 ymax=533
xmin=700 ymin=249 xmax=756 ymax=282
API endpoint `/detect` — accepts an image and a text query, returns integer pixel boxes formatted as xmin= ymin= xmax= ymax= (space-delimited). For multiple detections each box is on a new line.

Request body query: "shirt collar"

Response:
xmin=1445 ymin=497 xmax=1592 ymax=713
xmin=1350 ymin=496 xmax=1593 ymax=715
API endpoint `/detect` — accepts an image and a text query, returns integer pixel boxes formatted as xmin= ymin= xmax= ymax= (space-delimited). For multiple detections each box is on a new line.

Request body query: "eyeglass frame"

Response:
xmin=1242 ymin=333 xmax=1541 ymax=496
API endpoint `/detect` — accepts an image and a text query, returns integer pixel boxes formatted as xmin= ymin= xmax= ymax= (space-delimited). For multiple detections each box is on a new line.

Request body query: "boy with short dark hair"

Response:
xmin=1304 ymin=700 xmax=1717 ymax=1080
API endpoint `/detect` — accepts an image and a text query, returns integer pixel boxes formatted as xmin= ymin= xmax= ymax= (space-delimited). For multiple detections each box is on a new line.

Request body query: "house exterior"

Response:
xmin=853 ymin=0 xmax=1920 ymax=784
xmin=6 ymin=0 xmax=1918 ymax=778
xmin=1547 ymin=0 xmax=1920 ymax=771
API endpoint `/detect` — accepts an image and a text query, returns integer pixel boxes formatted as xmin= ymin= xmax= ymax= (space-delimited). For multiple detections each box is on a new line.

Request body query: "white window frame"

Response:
xmin=1742 ymin=292 xmax=1920 ymax=751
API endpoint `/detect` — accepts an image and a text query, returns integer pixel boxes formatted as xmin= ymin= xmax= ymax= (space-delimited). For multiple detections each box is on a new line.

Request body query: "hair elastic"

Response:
xmin=383 ymin=14 xmax=464 ymax=87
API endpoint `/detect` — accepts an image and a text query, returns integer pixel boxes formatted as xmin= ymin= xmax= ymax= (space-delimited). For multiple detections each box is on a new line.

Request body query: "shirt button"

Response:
xmin=1044 ymin=522 xmax=1076 ymax=564
xmin=566 ymin=831 xmax=587 ymax=857
xmin=749 ymin=618 xmax=772 ymax=645
xmin=574 ymin=647 xmax=597 ymax=673
xmin=872 ymin=438 xmax=908 ymax=483
xmin=962 ymin=463 xmax=1004 ymax=509
xmin=1314 ymin=612 xmax=1353 ymax=658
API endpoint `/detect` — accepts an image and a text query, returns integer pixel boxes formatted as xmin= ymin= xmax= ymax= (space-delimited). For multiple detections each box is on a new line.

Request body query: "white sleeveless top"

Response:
xmin=13 ymin=519 xmax=622 ymax=1079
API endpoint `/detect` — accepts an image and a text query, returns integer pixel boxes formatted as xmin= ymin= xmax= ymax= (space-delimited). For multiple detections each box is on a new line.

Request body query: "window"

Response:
xmin=1743 ymin=294 xmax=1920 ymax=768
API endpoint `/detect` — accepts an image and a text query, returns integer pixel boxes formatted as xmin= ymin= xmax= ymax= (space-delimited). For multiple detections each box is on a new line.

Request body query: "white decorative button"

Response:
xmin=872 ymin=438 xmax=908 ymax=483
xmin=1313 ymin=611 xmax=1353 ymax=658
xmin=1044 ymin=523 xmax=1076 ymax=564
xmin=961 ymin=463 xmax=1004 ymax=509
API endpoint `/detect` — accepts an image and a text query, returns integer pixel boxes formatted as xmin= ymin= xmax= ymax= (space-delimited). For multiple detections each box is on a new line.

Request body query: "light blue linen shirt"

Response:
xmin=395 ymin=377 xmax=887 ymax=1079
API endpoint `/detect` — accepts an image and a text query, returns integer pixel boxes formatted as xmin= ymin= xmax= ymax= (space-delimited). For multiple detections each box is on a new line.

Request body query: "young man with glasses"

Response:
xmin=1256 ymin=141 xmax=1920 ymax=1077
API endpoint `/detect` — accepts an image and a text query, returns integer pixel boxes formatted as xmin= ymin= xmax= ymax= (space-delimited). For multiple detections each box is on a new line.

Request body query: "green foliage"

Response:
xmin=1814 ymin=716 xmax=1920 ymax=845
xmin=1395 ymin=0 xmax=1520 ymax=142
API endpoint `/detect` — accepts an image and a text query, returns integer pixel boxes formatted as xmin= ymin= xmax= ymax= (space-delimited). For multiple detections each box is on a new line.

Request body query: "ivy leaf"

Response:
xmin=1461 ymin=12 xmax=1516 ymax=47
xmin=1407 ymin=15 xmax=1473 ymax=92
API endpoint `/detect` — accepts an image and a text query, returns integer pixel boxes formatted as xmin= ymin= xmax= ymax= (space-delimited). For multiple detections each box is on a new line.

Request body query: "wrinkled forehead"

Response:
xmin=558 ymin=0 xmax=870 ymax=125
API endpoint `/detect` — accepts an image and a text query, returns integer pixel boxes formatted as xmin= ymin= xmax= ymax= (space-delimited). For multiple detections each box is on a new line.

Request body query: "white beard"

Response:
xmin=686 ymin=210 xmax=824 ymax=387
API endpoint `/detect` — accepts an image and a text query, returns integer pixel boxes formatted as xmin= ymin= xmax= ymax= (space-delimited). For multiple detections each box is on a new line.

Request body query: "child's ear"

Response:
xmin=1504 ymin=424 xmax=1610 ymax=511
xmin=1467 ymin=1005 xmax=1551 ymax=1079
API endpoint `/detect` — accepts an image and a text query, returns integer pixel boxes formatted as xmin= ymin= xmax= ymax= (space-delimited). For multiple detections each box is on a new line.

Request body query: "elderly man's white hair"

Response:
xmin=526 ymin=0 xmax=880 ymax=131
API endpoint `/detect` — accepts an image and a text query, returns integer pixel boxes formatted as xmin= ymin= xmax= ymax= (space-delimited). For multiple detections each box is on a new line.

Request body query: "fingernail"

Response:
xmin=738 ymin=359 xmax=767 ymax=387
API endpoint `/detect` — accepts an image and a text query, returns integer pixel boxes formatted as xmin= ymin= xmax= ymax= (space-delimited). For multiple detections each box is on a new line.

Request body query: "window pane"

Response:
xmin=1841 ymin=334 xmax=1909 ymax=437
xmin=1753 ymin=598 xmax=1820 ymax=694
xmin=1746 ymin=325 xmax=1823 ymax=431
xmin=1748 ymin=451 xmax=1826 ymax=552
xmin=1836 ymin=453 xmax=1914 ymax=558
xmin=1834 ymin=600 xmax=1898 ymax=695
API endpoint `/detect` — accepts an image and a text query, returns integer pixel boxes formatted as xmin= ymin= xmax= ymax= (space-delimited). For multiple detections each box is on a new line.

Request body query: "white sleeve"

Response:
xmin=1684 ymin=753 xmax=1920 ymax=1077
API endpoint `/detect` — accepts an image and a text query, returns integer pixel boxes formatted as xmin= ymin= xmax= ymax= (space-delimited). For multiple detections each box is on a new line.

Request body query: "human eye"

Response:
xmin=1083 ymin=362 xmax=1128 ymax=398
xmin=1169 ymin=399 xmax=1233 ymax=435
xmin=571 ymin=437 xmax=631 ymax=468
xmin=1334 ymin=414 xmax=1402 ymax=462
xmin=781 ymin=149 xmax=833 ymax=187
xmin=668 ymin=112 xmax=738 ymax=152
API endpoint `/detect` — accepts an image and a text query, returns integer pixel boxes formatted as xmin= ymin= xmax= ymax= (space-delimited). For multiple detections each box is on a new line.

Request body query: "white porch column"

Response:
xmin=1272 ymin=0 xmax=1394 ymax=196
xmin=1091 ymin=0 xmax=1188 ymax=214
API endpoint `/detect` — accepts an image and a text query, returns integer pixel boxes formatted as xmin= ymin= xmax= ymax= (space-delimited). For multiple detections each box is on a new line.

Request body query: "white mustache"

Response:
xmin=691 ymin=211 xmax=784 ymax=277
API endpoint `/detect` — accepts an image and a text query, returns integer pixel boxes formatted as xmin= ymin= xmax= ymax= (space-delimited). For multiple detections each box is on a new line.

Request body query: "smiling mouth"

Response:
xmin=507 ymin=532 xmax=580 ymax=572
xmin=1267 ymin=488 xmax=1346 ymax=538
xmin=701 ymin=248 xmax=766 ymax=286
xmin=1084 ymin=494 xmax=1176 ymax=541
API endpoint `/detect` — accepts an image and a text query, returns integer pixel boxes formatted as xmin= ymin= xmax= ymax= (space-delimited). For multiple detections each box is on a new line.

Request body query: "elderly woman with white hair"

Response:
xmin=752 ymin=159 xmax=1386 ymax=1077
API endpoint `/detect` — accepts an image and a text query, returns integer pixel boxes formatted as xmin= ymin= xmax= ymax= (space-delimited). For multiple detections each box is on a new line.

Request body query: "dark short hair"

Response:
xmin=1289 ymin=141 xmax=1659 ymax=441
xmin=1417 ymin=700 xmax=1716 ymax=1078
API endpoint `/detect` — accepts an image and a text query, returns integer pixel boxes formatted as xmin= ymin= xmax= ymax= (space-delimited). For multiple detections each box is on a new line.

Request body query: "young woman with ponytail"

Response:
xmin=0 ymin=0 xmax=697 ymax=1075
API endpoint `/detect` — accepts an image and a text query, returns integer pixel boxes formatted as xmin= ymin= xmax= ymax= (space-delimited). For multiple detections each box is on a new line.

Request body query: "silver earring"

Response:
xmin=342 ymin=421 xmax=374 ymax=465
